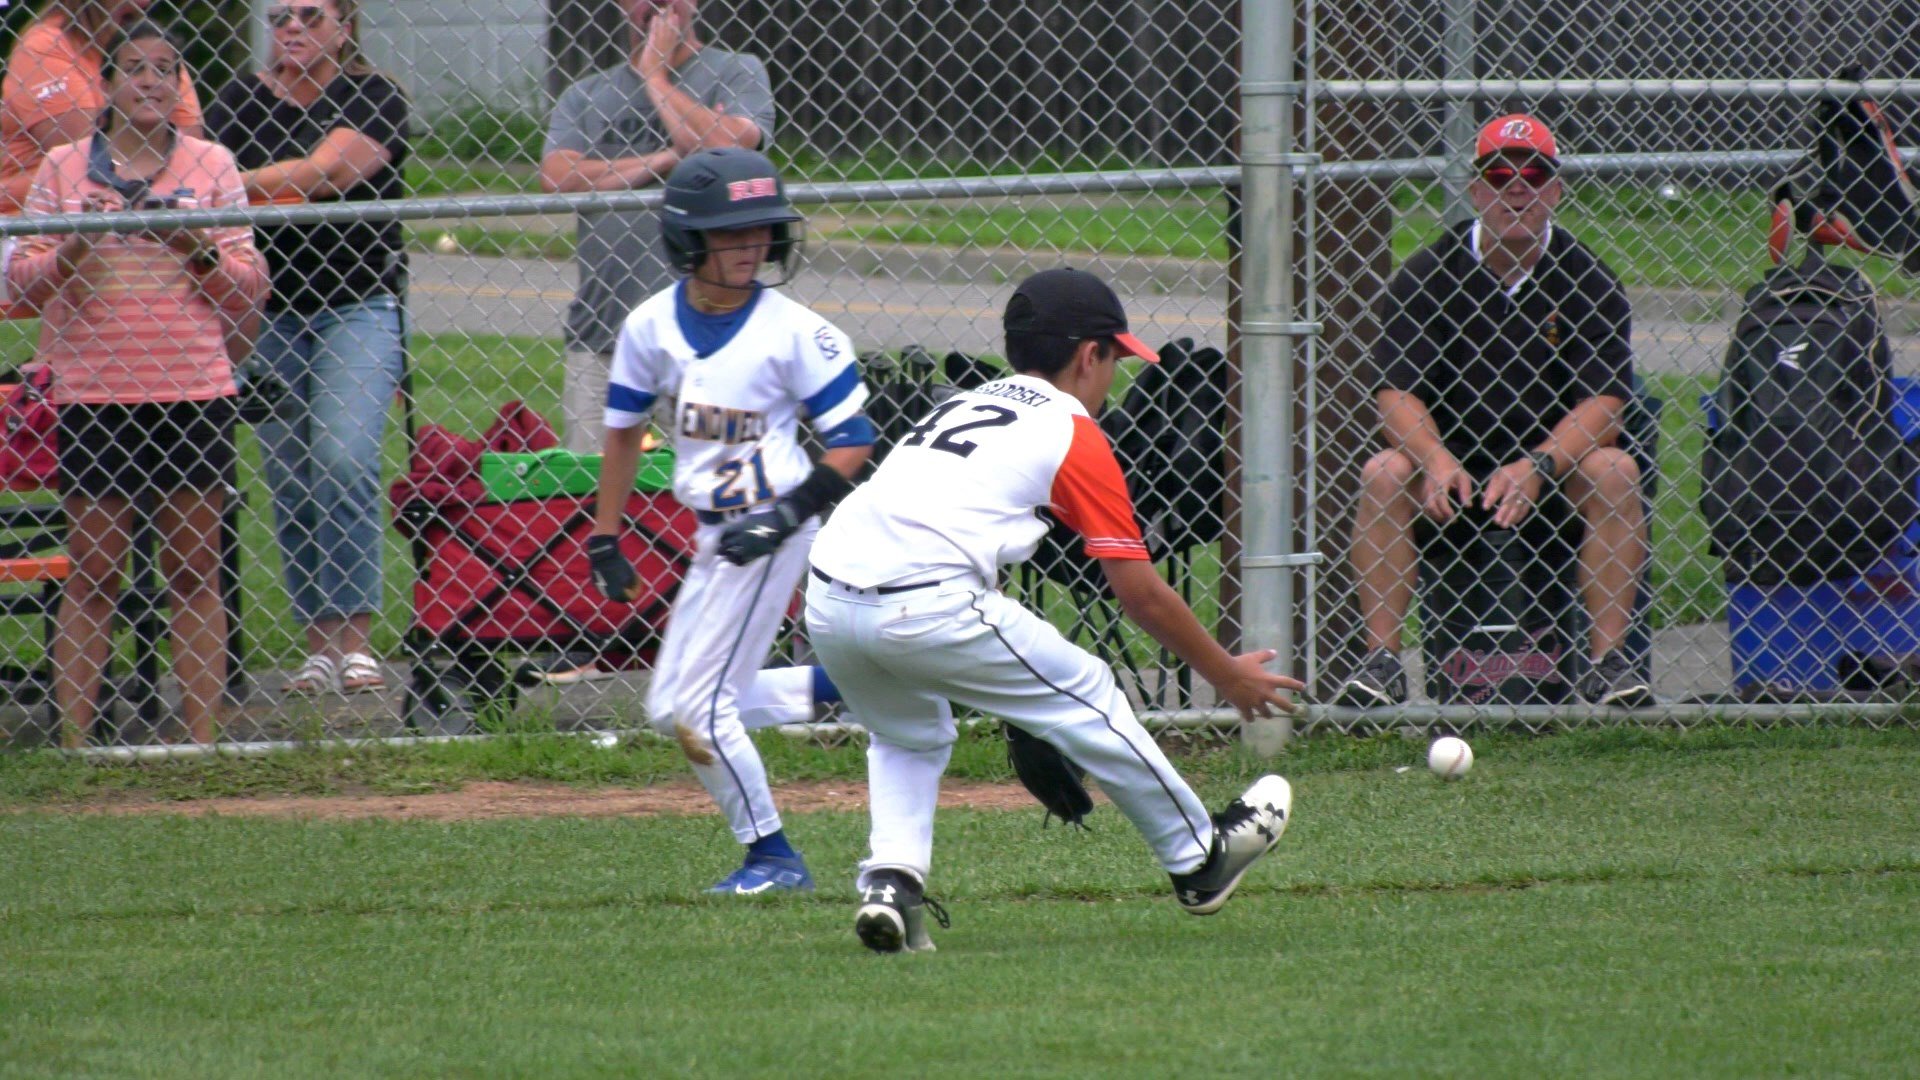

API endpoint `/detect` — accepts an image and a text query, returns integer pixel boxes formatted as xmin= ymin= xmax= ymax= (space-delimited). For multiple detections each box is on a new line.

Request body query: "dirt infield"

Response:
xmin=47 ymin=780 xmax=1049 ymax=822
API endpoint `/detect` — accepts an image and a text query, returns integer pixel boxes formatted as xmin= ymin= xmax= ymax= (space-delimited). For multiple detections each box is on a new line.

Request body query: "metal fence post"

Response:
xmin=1441 ymin=0 xmax=1479 ymax=226
xmin=1239 ymin=0 xmax=1302 ymax=755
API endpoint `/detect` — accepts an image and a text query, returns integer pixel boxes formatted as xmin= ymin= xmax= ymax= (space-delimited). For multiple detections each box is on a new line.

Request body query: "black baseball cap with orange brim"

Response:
xmin=1003 ymin=268 xmax=1161 ymax=362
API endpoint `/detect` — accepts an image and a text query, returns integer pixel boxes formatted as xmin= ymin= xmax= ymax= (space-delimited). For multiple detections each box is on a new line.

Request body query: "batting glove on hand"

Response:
xmin=586 ymin=534 xmax=641 ymax=601
xmin=717 ymin=501 xmax=802 ymax=566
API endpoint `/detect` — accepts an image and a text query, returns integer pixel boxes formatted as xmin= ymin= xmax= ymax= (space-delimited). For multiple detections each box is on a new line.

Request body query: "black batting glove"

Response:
xmin=717 ymin=500 xmax=802 ymax=566
xmin=586 ymin=534 xmax=640 ymax=601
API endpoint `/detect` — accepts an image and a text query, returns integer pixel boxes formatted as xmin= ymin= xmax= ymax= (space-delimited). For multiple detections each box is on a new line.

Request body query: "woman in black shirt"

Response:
xmin=207 ymin=0 xmax=408 ymax=695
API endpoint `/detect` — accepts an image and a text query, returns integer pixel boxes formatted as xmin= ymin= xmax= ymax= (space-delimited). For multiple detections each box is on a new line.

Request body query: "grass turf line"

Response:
xmin=3 ymin=727 xmax=1918 ymax=1077
xmin=4 ymin=720 xmax=1904 ymax=805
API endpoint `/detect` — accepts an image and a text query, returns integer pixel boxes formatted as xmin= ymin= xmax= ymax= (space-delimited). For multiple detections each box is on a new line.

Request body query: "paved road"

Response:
xmin=406 ymin=247 xmax=1226 ymax=360
xmin=405 ymin=247 xmax=1920 ymax=379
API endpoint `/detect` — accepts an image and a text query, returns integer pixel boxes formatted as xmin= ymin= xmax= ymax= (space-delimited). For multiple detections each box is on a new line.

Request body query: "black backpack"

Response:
xmin=1701 ymin=252 xmax=1918 ymax=586
xmin=1104 ymin=338 xmax=1229 ymax=556
xmin=861 ymin=347 xmax=1003 ymax=459
xmin=1771 ymin=67 xmax=1920 ymax=273
xmin=1023 ymin=339 xmax=1232 ymax=588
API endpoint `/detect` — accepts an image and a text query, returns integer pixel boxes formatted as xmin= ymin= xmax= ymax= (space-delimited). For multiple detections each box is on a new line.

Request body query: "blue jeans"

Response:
xmin=255 ymin=296 xmax=404 ymax=626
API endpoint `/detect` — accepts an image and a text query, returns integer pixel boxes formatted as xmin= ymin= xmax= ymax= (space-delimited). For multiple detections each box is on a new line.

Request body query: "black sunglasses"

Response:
xmin=267 ymin=5 xmax=330 ymax=29
xmin=1480 ymin=161 xmax=1557 ymax=190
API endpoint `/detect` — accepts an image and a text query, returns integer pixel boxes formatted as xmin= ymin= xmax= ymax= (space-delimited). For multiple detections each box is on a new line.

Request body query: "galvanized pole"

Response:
xmin=251 ymin=0 xmax=273 ymax=70
xmin=1238 ymin=0 xmax=1304 ymax=754
xmin=1441 ymin=0 xmax=1478 ymax=226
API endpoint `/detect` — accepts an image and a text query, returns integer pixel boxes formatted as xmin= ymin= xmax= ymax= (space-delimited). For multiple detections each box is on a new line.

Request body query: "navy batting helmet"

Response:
xmin=659 ymin=148 xmax=803 ymax=274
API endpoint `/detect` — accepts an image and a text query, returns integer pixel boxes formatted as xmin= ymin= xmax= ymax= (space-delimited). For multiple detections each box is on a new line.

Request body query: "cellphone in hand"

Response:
xmin=137 ymin=195 xmax=181 ymax=210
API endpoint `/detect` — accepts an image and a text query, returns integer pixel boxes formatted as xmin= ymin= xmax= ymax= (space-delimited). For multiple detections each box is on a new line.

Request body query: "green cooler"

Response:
xmin=478 ymin=447 xmax=675 ymax=503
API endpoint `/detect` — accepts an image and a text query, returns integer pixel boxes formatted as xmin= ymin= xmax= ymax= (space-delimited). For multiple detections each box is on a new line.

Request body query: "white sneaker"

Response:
xmin=1170 ymin=775 xmax=1292 ymax=915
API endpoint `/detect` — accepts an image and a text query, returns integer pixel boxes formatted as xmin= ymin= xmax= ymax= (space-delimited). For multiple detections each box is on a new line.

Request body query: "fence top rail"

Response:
xmin=1318 ymin=78 xmax=1920 ymax=102
xmin=9 ymin=144 xmax=1916 ymax=237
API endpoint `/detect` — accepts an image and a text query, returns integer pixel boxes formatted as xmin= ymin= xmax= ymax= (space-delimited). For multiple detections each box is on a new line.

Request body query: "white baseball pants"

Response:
xmin=804 ymin=576 xmax=1215 ymax=888
xmin=736 ymin=664 xmax=819 ymax=731
xmin=648 ymin=518 xmax=818 ymax=843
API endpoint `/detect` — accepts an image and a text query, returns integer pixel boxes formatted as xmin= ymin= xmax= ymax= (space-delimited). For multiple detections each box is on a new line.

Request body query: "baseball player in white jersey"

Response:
xmin=806 ymin=268 xmax=1304 ymax=953
xmin=586 ymin=148 xmax=873 ymax=894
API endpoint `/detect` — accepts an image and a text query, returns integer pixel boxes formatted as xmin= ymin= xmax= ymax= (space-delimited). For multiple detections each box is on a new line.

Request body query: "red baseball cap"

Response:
xmin=1475 ymin=114 xmax=1558 ymax=163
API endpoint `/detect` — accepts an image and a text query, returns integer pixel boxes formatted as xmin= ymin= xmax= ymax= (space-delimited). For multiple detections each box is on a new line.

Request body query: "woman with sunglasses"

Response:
xmin=1342 ymin=112 xmax=1653 ymax=710
xmin=2 ymin=1 xmax=201 ymax=213
xmin=7 ymin=20 xmax=267 ymax=746
xmin=207 ymin=0 xmax=410 ymax=697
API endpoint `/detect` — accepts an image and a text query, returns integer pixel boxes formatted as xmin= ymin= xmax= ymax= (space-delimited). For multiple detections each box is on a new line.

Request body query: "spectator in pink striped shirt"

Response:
xmin=6 ymin=20 xmax=268 ymax=747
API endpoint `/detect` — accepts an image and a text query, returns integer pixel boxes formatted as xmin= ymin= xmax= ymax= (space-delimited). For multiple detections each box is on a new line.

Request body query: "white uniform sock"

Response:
xmin=857 ymin=737 xmax=952 ymax=888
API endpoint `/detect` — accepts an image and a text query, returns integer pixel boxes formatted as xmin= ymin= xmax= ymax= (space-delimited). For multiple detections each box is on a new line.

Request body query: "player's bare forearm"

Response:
xmin=1535 ymin=395 xmax=1625 ymax=473
xmin=1104 ymin=558 xmax=1303 ymax=716
xmin=593 ymin=425 xmax=648 ymax=535
xmin=1102 ymin=559 xmax=1240 ymax=686
xmin=819 ymin=445 xmax=872 ymax=480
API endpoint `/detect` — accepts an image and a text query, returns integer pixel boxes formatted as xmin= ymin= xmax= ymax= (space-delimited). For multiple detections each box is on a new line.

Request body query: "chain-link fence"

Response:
xmin=3 ymin=0 xmax=1920 ymax=754
xmin=1 ymin=0 xmax=1244 ymax=754
xmin=1297 ymin=0 xmax=1920 ymax=732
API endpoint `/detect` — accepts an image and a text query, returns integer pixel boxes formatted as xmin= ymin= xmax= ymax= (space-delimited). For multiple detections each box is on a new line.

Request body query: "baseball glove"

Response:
xmin=1004 ymin=723 xmax=1094 ymax=827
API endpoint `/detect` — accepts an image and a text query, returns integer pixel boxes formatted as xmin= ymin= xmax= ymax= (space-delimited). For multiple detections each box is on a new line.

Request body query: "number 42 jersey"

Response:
xmin=813 ymin=373 xmax=1150 ymax=589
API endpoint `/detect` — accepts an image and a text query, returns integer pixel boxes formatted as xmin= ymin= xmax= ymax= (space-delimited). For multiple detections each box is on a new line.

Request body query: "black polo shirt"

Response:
xmin=1369 ymin=220 xmax=1634 ymax=474
xmin=206 ymin=72 xmax=410 ymax=316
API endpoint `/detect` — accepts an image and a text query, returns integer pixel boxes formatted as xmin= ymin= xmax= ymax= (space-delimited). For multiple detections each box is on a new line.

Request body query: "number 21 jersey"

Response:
xmin=813 ymin=373 xmax=1149 ymax=588
xmin=604 ymin=284 xmax=867 ymax=513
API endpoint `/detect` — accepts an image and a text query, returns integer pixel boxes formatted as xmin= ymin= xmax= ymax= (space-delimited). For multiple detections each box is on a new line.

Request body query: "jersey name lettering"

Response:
xmin=970 ymin=380 xmax=1053 ymax=408
xmin=680 ymin=402 xmax=768 ymax=445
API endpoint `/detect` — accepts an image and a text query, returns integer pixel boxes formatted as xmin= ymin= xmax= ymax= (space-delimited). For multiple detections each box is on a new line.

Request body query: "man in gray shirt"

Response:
xmin=541 ymin=0 xmax=776 ymax=453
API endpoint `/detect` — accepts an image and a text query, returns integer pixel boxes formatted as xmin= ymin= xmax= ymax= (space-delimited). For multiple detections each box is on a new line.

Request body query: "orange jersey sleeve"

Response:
xmin=1049 ymin=414 xmax=1149 ymax=561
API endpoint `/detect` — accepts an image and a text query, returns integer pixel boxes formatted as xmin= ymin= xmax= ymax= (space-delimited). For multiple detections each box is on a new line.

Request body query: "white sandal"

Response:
xmin=338 ymin=652 xmax=388 ymax=695
xmin=286 ymin=654 xmax=338 ymax=695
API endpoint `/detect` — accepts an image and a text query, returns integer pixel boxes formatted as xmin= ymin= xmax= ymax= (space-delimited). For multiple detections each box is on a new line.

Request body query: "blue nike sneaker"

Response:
xmin=705 ymin=854 xmax=815 ymax=895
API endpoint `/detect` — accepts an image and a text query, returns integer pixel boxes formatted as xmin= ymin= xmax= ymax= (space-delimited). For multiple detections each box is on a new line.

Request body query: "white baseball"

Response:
xmin=1427 ymin=736 xmax=1473 ymax=780
xmin=591 ymin=732 xmax=620 ymax=750
xmin=434 ymin=232 xmax=460 ymax=255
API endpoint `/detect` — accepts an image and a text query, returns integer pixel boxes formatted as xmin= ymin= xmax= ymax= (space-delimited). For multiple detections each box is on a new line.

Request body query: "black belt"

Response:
xmin=695 ymin=507 xmax=751 ymax=526
xmin=810 ymin=567 xmax=942 ymax=595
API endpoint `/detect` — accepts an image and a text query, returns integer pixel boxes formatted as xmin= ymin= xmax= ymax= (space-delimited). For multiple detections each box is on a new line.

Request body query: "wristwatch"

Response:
xmin=1526 ymin=450 xmax=1560 ymax=485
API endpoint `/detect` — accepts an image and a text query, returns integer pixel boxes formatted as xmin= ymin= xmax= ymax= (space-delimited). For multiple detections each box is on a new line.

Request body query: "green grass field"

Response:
xmin=3 ymin=725 xmax=1918 ymax=1077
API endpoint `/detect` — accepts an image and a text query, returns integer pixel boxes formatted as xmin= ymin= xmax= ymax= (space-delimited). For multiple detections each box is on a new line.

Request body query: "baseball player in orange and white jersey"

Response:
xmin=805 ymin=268 xmax=1304 ymax=953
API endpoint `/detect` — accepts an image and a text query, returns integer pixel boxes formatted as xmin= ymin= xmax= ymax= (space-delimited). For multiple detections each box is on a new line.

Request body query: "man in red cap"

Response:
xmin=1342 ymin=113 xmax=1653 ymax=708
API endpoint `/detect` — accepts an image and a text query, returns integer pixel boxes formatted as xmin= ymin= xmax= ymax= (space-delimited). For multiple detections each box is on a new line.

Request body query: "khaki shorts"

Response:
xmin=562 ymin=347 xmax=613 ymax=453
